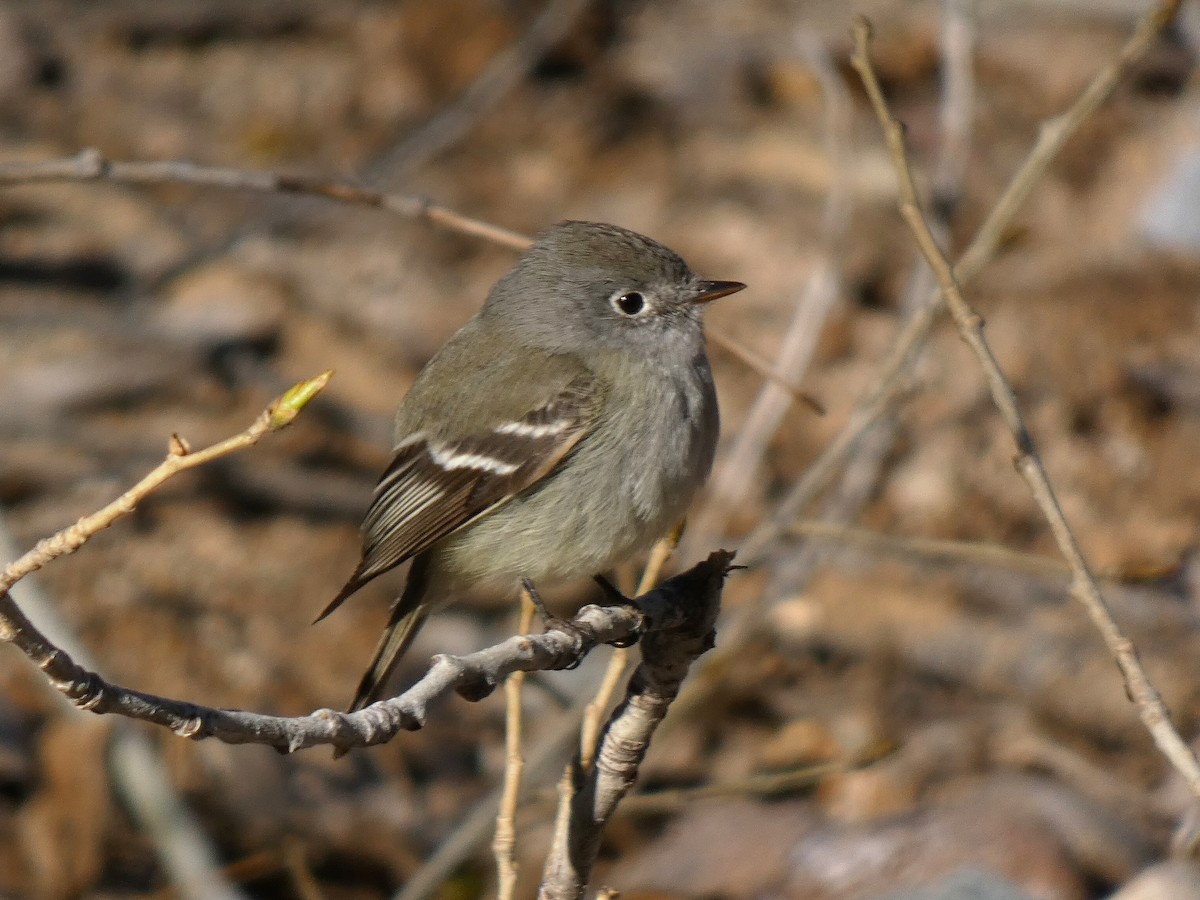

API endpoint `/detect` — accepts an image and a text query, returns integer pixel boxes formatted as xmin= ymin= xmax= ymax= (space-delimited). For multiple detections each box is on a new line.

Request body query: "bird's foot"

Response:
xmin=592 ymin=575 xmax=641 ymax=648
xmin=521 ymin=577 xmax=593 ymax=668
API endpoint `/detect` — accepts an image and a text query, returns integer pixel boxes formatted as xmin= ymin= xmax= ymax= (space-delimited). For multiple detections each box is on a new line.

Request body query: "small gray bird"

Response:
xmin=317 ymin=220 xmax=744 ymax=712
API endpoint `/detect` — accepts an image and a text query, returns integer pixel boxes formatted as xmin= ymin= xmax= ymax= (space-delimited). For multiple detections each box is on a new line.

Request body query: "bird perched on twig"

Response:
xmin=317 ymin=220 xmax=744 ymax=713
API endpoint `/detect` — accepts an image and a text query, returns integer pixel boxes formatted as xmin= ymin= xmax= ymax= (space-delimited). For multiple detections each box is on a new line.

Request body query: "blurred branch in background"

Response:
xmin=851 ymin=12 xmax=1200 ymax=800
xmin=671 ymin=0 xmax=1183 ymax=729
xmin=681 ymin=32 xmax=850 ymax=562
xmin=740 ymin=0 xmax=1184 ymax=564
xmin=0 ymin=151 xmax=821 ymax=427
xmin=0 ymin=370 xmax=335 ymax=900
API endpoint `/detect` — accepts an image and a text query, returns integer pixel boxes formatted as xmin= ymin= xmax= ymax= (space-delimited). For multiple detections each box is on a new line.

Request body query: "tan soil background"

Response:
xmin=3 ymin=1 xmax=1200 ymax=898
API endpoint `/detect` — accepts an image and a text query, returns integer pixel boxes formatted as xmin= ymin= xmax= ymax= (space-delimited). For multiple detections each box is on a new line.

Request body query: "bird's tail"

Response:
xmin=332 ymin=599 xmax=428 ymax=760
xmin=347 ymin=555 xmax=433 ymax=714
xmin=348 ymin=604 xmax=430 ymax=714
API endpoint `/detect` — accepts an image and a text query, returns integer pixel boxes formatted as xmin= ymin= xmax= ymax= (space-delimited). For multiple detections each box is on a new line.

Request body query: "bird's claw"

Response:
xmin=592 ymin=575 xmax=641 ymax=648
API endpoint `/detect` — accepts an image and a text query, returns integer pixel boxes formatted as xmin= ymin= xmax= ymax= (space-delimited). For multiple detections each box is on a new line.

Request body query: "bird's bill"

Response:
xmin=689 ymin=280 xmax=747 ymax=304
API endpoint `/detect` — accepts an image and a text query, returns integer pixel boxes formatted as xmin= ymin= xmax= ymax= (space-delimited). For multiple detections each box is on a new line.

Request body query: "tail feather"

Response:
xmin=313 ymin=567 xmax=369 ymax=624
xmin=347 ymin=603 xmax=430 ymax=713
xmin=346 ymin=553 xmax=434 ymax=713
xmin=324 ymin=554 xmax=435 ymax=758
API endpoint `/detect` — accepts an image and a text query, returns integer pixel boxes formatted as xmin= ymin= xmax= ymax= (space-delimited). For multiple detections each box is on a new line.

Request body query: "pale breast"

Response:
xmin=433 ymin=350 xmax=718 ymax=587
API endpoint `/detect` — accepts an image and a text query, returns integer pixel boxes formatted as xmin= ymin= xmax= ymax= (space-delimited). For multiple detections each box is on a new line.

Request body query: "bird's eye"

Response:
xmin=613 ymin=291 xmax=646 ymax=316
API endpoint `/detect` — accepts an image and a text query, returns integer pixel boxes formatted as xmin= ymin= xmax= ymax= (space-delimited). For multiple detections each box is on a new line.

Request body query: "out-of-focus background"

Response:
xmin=3 ymin=1 xmax=1200 ymax=897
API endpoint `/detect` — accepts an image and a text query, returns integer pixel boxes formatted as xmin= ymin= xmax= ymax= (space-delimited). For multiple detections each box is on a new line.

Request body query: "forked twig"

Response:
xmin=850 ymin=15 xmax=1200 ymax=801
xmin=579 ymin=521 xmax=683 ymax=770
xmin=493 ymin=588 xmax=538 ymax=900
xmin=0 ymin=371 xmax=332 ymax=594
xmin=741 ymin=0 xmax=1184 ymax=561
xmin=0 ymin=150 xmax=531 ymax=250
xmin=539 ymin=552 xmax=733 ymax=900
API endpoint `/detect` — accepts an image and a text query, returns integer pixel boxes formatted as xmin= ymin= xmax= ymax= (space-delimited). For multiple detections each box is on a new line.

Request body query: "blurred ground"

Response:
xmin=2 ymin=1 xmax=1200 ymax=898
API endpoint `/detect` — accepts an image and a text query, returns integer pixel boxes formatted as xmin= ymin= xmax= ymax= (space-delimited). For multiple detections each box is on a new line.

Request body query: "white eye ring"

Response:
xmin=610 ymin=290 xmax=648 ymax=317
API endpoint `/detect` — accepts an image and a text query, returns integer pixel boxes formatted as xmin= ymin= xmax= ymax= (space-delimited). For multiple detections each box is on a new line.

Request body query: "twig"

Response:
xmin=579 ymin=522 xmax=682 ymax=770
xmin=802 ymin=0 xmax=968 ymax=551
xmin=0 ymin=150 xmax=531 ymax=251
xmin=934 ymin=0 xmax=977 ymax=213
xmin=493 ymin=588 xmax=537 ymax=900
xmin=677 ymin=4 xmax=978 ymax=718
xmin=538 ymin=552 xmax=734 ymax=900
xmin=110 ymin=735 xmax=250 ymax=900
xmin=0 ymin=152 xmax=813 ymax=439
xmin=671 ymin=0 xmax=1178 ymax=733
xmin=0 ymin=371 xmax=332 ymax=593
xmin=616 ymin=762 xmax=844 ymax=816
xmin=1 ymin=539 xmax=729 ymax=754
xmin=705 ymin=331 xmax=825 ymax=415
xmin=850 ymin=14 xmax=1200 ymax=801
xmin=740 ymin=0 xmax=1183 ymax=563
xmin=283 ymin=840 xmax=326 ymax=900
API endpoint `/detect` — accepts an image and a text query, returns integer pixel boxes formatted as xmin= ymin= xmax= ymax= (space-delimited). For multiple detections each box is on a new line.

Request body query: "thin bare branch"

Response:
xmin=0 ymin=540 xmax=729 ymax=755
xmin=579 ymin=522 xmax=683 ymax=770
xmin=494 ymin=589 xmax=537 ymax=900
xmin=741 ymin=0 xmax=1183 ymax=562
xmin=705 ymin=330 xmax=825 ymax=415
xmin=0 ymin=371 xmax=332 ymax=594
xmin=684 ymin=32 xmax=848 ymax=560
xmin=616 ymin=762 xmax=845 ymax=816
xmin=850 ymin=14 xmax=1200 ymax=801
xmin=934 ymin=0 xmax=977 ymax=212
xmin=539 ymin=552 xmax=733 ymax=899
xmin=0 ymin=150 xmax=532 ymax=251
xmin=788 ymin=520 xmax=1069 ymax=581
xmin=368 ymin=0 xmax=594 ymax=182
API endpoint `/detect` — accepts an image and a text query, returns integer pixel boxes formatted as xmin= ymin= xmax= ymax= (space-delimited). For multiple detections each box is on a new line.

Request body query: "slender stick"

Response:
xmin=705 ymin=330 xmax=825 ymax=415
xmin=0 ymin=150 xmax=532 ymax=250
xmin=0 ymin=371 xmax=332 ymax=594
xmin=788 ymin=520 xmax=1069 ymax=581
xmin=579 ymin=521 xmax=682 ymax=770
xmin=0 ymin=151 xmax=821 ymax=441
xmin=539 ymin=553 xmax=733 ymax=899
xmin=850 ymin=14 xmax=1200 ymax=801
xmin=368 ymin=0 xmax=593 ymax=181
xmin=493 ymin=589 xmax=538 ymax=900
xmin=741 ymin=0 xmax=1183 ymax=561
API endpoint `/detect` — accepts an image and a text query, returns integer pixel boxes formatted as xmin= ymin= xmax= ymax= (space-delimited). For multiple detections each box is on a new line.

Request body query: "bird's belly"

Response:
xmin=434 ymin=382 xmax=715 ymax=588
